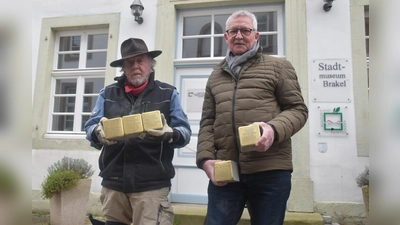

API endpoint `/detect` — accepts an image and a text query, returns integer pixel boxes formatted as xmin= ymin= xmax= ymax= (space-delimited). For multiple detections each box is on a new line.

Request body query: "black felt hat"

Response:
xmin=110 ymin=38 xmax=162 ymax=67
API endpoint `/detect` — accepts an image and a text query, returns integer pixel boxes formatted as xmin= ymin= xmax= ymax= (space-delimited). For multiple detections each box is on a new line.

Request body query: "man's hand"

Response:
xmin=139 ymin=113 xmax=173 ymax=142
xmin=202 ymin=160 xmax=228 ymax=187
xmin=253 ymin=122 xmax=275 ymax=152
xmin=95 ymin=117 xmax=117 ymax=146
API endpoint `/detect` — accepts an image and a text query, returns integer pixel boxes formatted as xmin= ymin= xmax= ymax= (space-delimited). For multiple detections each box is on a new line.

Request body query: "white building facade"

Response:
xmin=32 ymin=0 xmax=369 ymax=222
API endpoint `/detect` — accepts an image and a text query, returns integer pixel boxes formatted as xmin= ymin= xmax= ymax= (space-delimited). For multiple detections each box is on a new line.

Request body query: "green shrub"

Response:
xmin=41 ymin=170 xmax=81 ymax=199
xmin=356 ymin=166 xmax=369 ymax=187
xmin=47 ymin=157 xmax=94 ymax=179
xmin=40 ymin=157 xmax=95 ymax=199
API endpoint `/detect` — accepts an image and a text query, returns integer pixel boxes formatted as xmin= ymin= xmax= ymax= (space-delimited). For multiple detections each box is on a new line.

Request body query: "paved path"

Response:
xmin=32 ymin=213 xmax=105 ymax=225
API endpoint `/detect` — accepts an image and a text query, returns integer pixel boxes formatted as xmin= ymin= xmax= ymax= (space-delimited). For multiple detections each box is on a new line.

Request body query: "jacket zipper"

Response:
xmin=159 ymin=142 xmax=165 ymax=171
xmin=231 ymin=81 xmax=241 ymax=165
xmin=227 ymin=68 xmax=242 ymax=175
xmin=142 ymin=101 xmax=150 ymax=113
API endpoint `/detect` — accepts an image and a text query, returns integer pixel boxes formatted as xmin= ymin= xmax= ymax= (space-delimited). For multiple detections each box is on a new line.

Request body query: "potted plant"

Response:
xmin=41 ymin=156 xmax=95 ymax=225
xmin=356 ymin=166 xmax=369 ymax=220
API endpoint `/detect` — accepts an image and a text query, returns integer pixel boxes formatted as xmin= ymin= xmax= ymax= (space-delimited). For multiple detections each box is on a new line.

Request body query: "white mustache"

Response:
xmin=234 ymin=40 xmax=246 ymax=44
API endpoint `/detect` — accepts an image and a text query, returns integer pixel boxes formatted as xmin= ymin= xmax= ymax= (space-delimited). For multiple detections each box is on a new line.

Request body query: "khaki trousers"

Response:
xmin=100 ymin=186 xmax=174 ymax=225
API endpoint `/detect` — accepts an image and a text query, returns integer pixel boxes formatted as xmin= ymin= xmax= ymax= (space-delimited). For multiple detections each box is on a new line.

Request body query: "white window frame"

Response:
xmin=53 ymin=29 xmax=108 ymax=71
xmin=45 ymin=29 xmax=107 ymax=138
xmin=176 ymin=5 xmax=284 ymax=65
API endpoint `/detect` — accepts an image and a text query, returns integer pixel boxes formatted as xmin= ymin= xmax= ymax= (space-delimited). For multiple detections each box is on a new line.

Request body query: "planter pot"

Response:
xmin=362 ymin=186 xmax=369 ymax=220
xmin=50 ymin=178 xmax=92 ymax=225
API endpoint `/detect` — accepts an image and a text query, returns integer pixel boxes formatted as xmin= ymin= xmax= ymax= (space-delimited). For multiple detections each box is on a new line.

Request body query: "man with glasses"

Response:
xmin=196 ymin=10 xmax=308 ymax=225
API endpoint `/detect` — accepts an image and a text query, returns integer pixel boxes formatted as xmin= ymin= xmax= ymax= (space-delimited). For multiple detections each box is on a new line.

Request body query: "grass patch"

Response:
xmin=33 ymin=211 xmax=49 ymax=217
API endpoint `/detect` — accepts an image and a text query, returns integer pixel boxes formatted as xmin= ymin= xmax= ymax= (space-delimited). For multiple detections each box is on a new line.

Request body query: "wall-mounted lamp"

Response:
xmin=130 ymin=0 xmax=144 ymax=24
xmin=323 ymin=0 xmax=334 ymax=12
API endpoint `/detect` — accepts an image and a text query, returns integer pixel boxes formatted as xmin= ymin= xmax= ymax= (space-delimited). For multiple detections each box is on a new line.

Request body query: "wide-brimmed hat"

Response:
xmin=110 ymin=38 xmax=162 ymax=67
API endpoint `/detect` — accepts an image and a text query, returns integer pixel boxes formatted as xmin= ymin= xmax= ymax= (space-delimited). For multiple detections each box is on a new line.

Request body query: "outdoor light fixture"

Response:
xmin=130 ymin=0 xmax=144 ymax=24
xmin=323 ymin=0 xmax=334 ymax=12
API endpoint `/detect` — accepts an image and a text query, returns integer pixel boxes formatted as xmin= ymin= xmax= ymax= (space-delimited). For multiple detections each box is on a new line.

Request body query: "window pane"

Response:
xmin=254 ymin=12 xmax=277 ymax=32
xmin=59 ymin=36 xmax=81 ymax=51
xmin=85 ymin=78 xmax=104 ymax=94
xmin=86 ymin=52 xmax=107 ymax=68
xmin=58 ymin=54 xmax=80 ymax=69
xmin=55 ymin=79 xmax=77 ymax=94
xmin=184 ymin=16 xmax=212 ymax=36
xmin=259 ymin=34 xmax=278 ymax=55
xmin=87 ymin=34 xmax=108 ymax=50
xmin=83 ymin=96 xmax=97 ymax=112
xmin=81 ymin=115 xmax=90 ymax=131
xmin=214 ymin=37 xmax=227 ymax=57
xmin=183 ymin=38 xmax=211 ymax=58
xmin=53 ymin=96 xmax=76 ymax=112
xmin=214 ymin=15 xmax=229 ymax=34
xmin=52 ymin=115 xmax=74 ymax=131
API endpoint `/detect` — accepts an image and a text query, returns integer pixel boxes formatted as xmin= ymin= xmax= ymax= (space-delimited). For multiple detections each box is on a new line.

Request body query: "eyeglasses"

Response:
xmin=225 ymin=28 xmax=254 ymax=37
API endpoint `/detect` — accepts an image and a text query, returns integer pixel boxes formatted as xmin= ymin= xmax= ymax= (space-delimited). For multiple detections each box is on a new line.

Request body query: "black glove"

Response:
xmin=138 ymin=113 xmax=173 ymax=143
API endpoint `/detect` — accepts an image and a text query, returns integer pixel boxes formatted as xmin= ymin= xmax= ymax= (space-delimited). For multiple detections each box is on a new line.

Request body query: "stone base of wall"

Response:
xmin=288 ymin=178 xmax=315 ymax=212
xmin=314 ymin=202 xmax=367 ymax=225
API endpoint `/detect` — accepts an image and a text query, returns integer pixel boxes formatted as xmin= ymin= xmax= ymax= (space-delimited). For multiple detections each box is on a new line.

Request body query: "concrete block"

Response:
xmin=322 ymin=215 xmax=332 ymax=224
xmin=287 ymin=178 xmax=315 ymax=212
xmin=50 ymin=179 xmax=92 ymax=225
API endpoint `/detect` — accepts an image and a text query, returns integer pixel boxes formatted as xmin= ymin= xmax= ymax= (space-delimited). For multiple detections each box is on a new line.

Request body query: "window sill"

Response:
xmin=44 ymin=133 xmax=86 ymax=139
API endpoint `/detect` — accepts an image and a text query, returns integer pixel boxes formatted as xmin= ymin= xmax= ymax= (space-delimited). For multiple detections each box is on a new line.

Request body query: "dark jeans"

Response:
xmin=205 ymin=170 xmax=291 ymax=225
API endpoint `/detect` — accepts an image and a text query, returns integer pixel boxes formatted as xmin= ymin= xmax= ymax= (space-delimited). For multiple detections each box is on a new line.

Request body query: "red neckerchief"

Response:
xmin=125 ymin=79 xmax=149 ymax=97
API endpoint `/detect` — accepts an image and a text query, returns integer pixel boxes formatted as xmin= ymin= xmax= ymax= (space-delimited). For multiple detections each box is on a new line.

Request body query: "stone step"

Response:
xmin=172 ymin=203 xmax=325 ymax=225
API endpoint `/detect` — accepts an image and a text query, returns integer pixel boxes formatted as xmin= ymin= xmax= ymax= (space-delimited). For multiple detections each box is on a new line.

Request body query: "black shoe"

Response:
xmin=88 ymin=213 xmax=106 ymax=225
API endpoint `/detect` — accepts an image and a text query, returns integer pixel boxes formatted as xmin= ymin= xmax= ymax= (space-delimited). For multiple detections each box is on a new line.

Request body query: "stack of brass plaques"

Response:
xmin=238 ymin=124 xmax=261 ymax=152
xmin=102 ymin=110 xmax=164 ymax=141
xmin=214 ymin=160 xmax=239 ymax=182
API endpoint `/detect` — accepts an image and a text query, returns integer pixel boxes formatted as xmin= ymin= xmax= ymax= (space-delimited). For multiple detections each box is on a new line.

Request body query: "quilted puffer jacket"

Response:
xmin=196 ymin=47 xmax=308 ymax=174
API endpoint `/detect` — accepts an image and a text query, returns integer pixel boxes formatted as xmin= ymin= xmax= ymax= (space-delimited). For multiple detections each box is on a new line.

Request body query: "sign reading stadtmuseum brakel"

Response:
xmin=311 ymin=59 xmax=352 ymax=103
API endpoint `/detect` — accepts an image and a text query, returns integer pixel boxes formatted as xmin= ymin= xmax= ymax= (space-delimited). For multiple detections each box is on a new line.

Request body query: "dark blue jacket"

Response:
xmin=84 ymin=72 xmax=191 ymax=193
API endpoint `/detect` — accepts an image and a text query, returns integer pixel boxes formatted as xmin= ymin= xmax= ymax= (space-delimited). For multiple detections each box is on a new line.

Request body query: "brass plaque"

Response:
xmin=122 ymin=114 xmax=143 ymax=138
xmin=214 ymin=160 xmax=239 ymax=182
xmin=238 ymin=124 xmax=261 ymax=152
xmin=102 ymin=117 xmax=124 ymax=140
xmin=141 ymin=110 xmax=163 ymax=131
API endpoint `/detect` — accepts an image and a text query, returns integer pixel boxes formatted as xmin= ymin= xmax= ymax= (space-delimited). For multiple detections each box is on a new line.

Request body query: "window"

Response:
xmin=177 ymin=5 xmax=284 ymax=60
xmin=49 ymin=29 xmax=108 ymax=134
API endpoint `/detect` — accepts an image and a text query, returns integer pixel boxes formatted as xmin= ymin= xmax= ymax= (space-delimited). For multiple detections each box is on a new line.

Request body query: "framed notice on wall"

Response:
xmin=315 ymin=106 xmax=348 ymax=137
xmin=310 ymin=59 xmax=352 ymax=103
xmin=323 ymin=112 xmax=343 ymax=131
